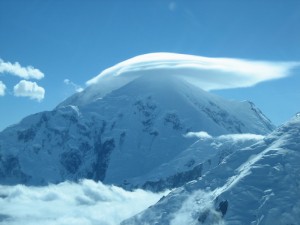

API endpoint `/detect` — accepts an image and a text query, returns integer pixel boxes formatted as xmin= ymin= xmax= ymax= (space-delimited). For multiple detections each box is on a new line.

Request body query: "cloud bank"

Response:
xmin=0 ymin=81 xmax=6 ymax=96
xmin=0 ymin=180 xmax=166 ymax=225
xmin=0 ymin=58 xmax=44 ymax=80
xmin=86 ymin=52 xmax=299 ymax=92
xmin=13 ymin=80 xmax=45 ymax=101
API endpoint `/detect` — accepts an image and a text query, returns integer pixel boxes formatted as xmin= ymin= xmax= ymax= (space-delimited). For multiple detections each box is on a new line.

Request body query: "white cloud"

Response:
xmin=0 ymin=58 xmax=44 ymax=80
xmin=64 ymin=79 xmax=83 ymax=92
xmin=184 ymin=131 xmax=264 ymax=142
xmin=184 ymin=131 xmax=212 ymax=139
xmin=0 ymin=81 xmax=6 ymax=96
xmin=86 ymin=52 xmax=299 ymax=93
xmin=217 ymin=133 xmax=265 ymax=142
xmin=13 ymin=80 xmax=45 ymax=101
xmin=0 ymin=180 xmax=167 ymax=225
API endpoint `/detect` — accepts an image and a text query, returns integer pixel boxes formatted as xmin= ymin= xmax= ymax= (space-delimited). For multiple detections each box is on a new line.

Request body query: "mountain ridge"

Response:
xmin=122 ymin=114 xmax=300 ymax=224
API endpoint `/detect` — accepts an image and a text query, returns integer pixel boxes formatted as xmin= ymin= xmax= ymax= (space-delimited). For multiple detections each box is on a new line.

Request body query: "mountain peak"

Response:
xmin=0 ymin=53 xmax=276 ymax=186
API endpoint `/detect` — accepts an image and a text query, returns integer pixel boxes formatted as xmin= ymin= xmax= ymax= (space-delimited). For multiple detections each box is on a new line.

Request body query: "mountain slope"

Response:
xmin=0 ymin=61 xmax=274 ymax=186
xmin=122 ymin=114 xmax=300 ymax=225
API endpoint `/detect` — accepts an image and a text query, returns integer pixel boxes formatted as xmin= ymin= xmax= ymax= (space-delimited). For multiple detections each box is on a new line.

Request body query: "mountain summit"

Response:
xmin=0 ymin=54 xmax=274 ymax=186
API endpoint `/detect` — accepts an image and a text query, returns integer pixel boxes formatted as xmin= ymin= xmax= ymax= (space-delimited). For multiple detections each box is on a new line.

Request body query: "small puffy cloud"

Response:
xmin=0 ymin=81 xmax=6 ymax=96
xmin=64 ymin=78 xmax=83 ymax=92
xmin=86 ymin=53 xmax=299 ymax=93
xmin=0 ymin=180 xmax=166 ymax=225
xmin=0 ymin=58 xmax=44 ymax=80
xmin=184 ymin=131 xmax=212 ymax=139
xmin=13 ymin=80 xmax=45 ymax=101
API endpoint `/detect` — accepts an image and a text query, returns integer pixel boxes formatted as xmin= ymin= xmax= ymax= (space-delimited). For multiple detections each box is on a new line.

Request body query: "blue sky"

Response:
xmin=0 ymin=0 xmax=300 ymax=130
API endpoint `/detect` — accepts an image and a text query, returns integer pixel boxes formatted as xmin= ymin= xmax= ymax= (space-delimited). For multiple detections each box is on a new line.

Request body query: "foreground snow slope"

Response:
xmin=124 ymin=133 xmax=264 ymax=191
xmin=122 ymin=114 xmax=300 ymax=225
xmin=0 ymin=55 xmax=274 ymax=185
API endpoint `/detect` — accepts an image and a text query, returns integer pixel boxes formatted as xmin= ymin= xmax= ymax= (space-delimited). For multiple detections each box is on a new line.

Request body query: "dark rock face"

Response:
xmin=60 ymin=152 xmax=82 ymax=174
xmin=17 ymin=128 xmax=36 ymax=142
xmin=217 ymin=200 xmax=228 ymax=217
xmin=141 ymin=164 xmax=203 ymax=192
xmin=134 ymin=96 xmax=158 ymax=133
xmin=164 ymin=112 xmax=183 ymax=130
xmin=94 ymin=137 xmax=115 ymax=181
xmin=0 ymin=154 xmax=30 ymax=184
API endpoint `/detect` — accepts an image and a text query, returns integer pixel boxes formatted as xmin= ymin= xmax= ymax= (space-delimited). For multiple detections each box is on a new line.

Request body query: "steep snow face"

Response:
xmin=122 ymin=115 xmax=300 ymax=225
xmin=0 ymin=74 xmax=274 ymax=185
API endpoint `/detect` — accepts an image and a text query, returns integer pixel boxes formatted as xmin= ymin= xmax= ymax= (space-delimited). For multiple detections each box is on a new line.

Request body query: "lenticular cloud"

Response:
xmin=86 ymin=52 xmax=299 ymax=91
xmin=0 ymin=180 xmax=166 ymax=225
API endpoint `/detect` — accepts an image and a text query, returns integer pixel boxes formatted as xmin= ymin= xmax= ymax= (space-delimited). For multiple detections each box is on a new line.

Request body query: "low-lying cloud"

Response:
xmin=185 ymin=131 xmax=264 ymax=142
xmin=217 ymin=133 xmax=265 ymax=142
xmin=184 ymin=131 xmax=213 ymax=139
xmin=86 ymin=52 xmax=299 ymax=93
xmin=0 ymin=180 xmax=166 ymax=225
xmin=0 ymin=58 xmax=44 ymax=80
xmin=13 ymin=80 xmax=45 ymax=101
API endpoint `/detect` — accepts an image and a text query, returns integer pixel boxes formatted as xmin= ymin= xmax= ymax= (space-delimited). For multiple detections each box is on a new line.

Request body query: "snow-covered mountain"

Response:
xmin=0 ymin=53 xmax=274 ymax=187
xmin=122 ymin=114 xmax=300 ymax=225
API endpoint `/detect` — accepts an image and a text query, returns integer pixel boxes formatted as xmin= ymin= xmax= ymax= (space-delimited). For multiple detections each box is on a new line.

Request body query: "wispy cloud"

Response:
xmin=0 ymin=81 xmax=6 ymax=96
xmin=0 ymin=180 xmax=166 ymax=225
xmin=0 ymin=58 xmax=44 ymax=80
xmin=13 ymin=80 xmax=45 ymax=101
xmin=64 ymin=79 xmax=83 ymax=92
xmin=86 ymin=53 xmax=299 ymax=92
